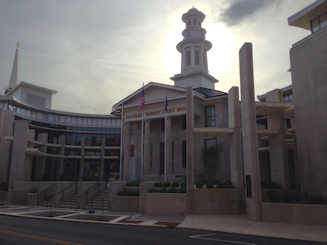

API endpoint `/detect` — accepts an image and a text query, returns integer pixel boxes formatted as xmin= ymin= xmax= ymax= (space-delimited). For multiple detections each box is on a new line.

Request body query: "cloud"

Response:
xmin=210 ymin=0 xmax=280 ymax=27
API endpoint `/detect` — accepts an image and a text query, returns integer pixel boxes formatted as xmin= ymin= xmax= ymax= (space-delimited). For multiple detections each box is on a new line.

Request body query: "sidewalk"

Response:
xmin=1 ymin=205 xmax=327 ymax=243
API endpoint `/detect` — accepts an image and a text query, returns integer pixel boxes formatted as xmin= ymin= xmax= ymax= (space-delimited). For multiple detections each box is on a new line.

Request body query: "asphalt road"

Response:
xmin=0 ymin=215 xmax=324 ymax=245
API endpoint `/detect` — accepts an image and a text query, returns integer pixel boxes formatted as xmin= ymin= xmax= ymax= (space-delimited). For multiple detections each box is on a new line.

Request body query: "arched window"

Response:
xmin=199 ymin=21 xmax=201 ymax=27
xmin=193 ymin=19 xmax=197 ymax=25
xmin=187 ymin=19 xmax=191 ymax=26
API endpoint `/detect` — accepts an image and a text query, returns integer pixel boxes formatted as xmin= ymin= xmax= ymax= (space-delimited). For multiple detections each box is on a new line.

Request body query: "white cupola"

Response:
xmin=170 ymin=8 xmax=218 ymax=90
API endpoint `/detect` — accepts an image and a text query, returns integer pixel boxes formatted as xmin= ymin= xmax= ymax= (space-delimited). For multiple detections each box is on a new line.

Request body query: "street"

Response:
xmin=0 ymin=216 xmax=324 ymax=245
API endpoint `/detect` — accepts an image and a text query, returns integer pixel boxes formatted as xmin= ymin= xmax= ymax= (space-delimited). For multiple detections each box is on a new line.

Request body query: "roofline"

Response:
xmin=257 ymin=84 xmax=292 ymax=101
xmin=5 ymin=81 xmax=57 ymax=97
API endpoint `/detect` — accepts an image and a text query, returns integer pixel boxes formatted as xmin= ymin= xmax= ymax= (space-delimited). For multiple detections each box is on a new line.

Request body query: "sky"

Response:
xmin=0 ymin=0 xmax=314 ymax=114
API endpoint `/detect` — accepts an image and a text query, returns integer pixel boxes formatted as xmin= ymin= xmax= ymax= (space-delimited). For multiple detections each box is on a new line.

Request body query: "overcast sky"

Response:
xmin=0 ymin=0 xmax=314 ymax=114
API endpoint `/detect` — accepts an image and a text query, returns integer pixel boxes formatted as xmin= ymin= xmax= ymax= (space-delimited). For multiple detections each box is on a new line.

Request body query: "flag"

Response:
xmin=139 ymin=85 xmax=145 ymax=111
xmin=165 ymin=94 xmax=168 ymax=112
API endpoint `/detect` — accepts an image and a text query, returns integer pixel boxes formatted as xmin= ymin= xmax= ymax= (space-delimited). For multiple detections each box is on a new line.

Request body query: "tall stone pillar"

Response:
xmin=186 ymin=87 xmax=194 ymax=214
xmin=100 ymin=137 xmax=105 ymax=178
xmin=239 ymin=43 xmax=262 ymax=221
xmin=9 ymin=120 xmax=31 ymax=187
xmin=144 ymin=120 xmax=151 ymax=174
xmin=228 ymin=87 xmax=244 ymax=194
xmin=166 ymin=117 xmax=173 ymax=174
xmin=34 ymin=133 xmax=48 ymax=180
xmin=79 ymin=137 xmax=85 ymax=181
xmin=267 ymin=89 xmax=290 ymax=189
xmin=123 ymin=122 xmax=131 ymax=180
xmin=0 ymin=109 xmax=14 ymax=184
xmin=57 ymin=135 xmax=65 ymax=180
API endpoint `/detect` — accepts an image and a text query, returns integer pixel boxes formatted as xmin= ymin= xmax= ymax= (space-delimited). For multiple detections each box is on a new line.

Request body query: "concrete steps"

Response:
xmin=81 ymin=187 xmax=109 ymax=210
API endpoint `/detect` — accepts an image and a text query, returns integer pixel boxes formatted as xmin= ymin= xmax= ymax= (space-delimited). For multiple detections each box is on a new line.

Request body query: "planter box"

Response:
xmin=262 ymin=202 xmax=327 ymax=226
xmin=145 ymin=193 xmax=186 ymax=215
xmin=194 ymin=188 xmax=243 ymax=215
xmin=113 ymin=196 xmax=139 ymax=212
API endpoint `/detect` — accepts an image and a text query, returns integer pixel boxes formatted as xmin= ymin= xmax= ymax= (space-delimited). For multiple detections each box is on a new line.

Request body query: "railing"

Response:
xmin=37 ymin=184 xmax=55 ymax=205
xmin=49 ymin=181 xmax=77 ymax=208
xmin=75 ymin=175 xmax=107 ymax=210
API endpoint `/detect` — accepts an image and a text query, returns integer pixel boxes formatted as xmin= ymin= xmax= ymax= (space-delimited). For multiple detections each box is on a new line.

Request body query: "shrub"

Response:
xmin=214 ymin=180 xmax=221 ymax=185
xmin=181 ymin=182 xmax=186 ymax=188
xmin=196 ymin=182 xmax=203 ymax=188
xmin=266 ymin=190 xmax=279 ymax=202
xmin=158 ymin=188 xmax=168 ymax=193
xmin=148 ymin=188 xmax=158 ymax=193
xmin=177 ymin=187 xmax=186 ymax=193
xmin=154 ymin=182 xmax=164 ymax=187
xmin=172 ymin=181 xmax=179 ymax=188
xmin=205 ymin=182 xmax=213 ymax=188
xmin=310 ymin=195 xmax=325 ymax=205
xmin=224 ymin=181 xmax=233 ymax=188
xmin=163 ymin=182 xmax=171 ymax=188
xmin=126 ymin=181 xmax=140 ymax=186
xmin=118 ymin=188 xmax=139 ymax=196
xmin=168 ymin=187 xmax=177 ymax=193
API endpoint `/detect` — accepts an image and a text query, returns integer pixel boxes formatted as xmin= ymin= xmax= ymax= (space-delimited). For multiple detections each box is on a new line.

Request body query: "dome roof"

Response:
xmin=188 ymin=7 xmax=199 ymax=12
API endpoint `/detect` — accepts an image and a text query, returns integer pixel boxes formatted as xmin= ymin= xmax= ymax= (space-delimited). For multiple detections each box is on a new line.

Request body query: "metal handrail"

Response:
xmin=37 ymin=184 xmax=55 ymax=204
xmin=75 ymin=175 xmax=107 ymax=210
xmin=51 ymin=181 xmax=77 ymax=204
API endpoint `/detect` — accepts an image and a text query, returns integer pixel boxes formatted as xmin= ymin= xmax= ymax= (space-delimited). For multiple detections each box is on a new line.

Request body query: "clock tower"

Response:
xmin=170 ymin=8 xmax=218 ymax=89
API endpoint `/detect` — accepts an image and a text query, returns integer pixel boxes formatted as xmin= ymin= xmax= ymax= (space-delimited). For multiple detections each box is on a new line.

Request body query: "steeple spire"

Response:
xmin=5 ymin=42 xmax=20 ymax=95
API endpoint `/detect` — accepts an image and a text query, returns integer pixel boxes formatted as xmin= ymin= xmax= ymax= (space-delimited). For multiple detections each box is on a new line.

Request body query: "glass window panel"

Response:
xmin=48 ymin=114 xmax=54 ymax=122
xmin=60 ymin=116 xmax=65 ymax=123
xmin=31 ymin=111 xmax=36 ymax=118
xmin=26 ymin=110 xmax=31 ymax=117
xmin=312 ymin=17 xmax=320 ymax=33
xmin=21 ymin=108 xmax=26 ymax=116
xmin=66 ymin=116 xmax=71 ymax=124
xmin=186 ymin=51 xmax=191 ymax=66
xmin=77 ymin=117 xmax=83 ymax=125
xmin=42 ymin=113 xmax=48 ymax=121
xmin=37 ymin=112 xmax=42 ymax=120
xmin=93 ymin=118 xmax=97 ymax=126
xmin=102 ymin=118 xmax=107 ymax=126
xmin=205 ymin=106 xmax=215 ymax=127
xmin=54 ymin=115 xmax=60 ymax=122
xmin=82 ymin=118 xmax=87 ymax=125
xmin=97 ymin=118 xmax=102 ymax=126
xmin=88 ymin=118 xmax=92 ymax=125
xmin=71 ymin=117 xmax=77 ymax=124
xmin=112 ymin=119 xmax=116 ymax=126
xmin=195 ymin=50 xmax=199 ymax=65
xmin=17 ymin=107 xmax=21 ymax=114
xmin=117 ymin=119 xmax=121 ymax=126
xmin=320 ymin=13 xmax=327 ymax=28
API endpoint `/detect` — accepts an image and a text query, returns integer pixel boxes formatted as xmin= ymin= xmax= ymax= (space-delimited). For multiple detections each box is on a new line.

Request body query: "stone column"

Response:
xmin=9 ymin=120 xmax=29 ymax=187
xmin=144 ymin=120 xmax=151 ymax=175
xmin=228 ymin=87 xmax=244 ymax=193
xmin=57 ymin=135 xmax=65 ymax=180
xmin=79 ymin=137 xmax=85 ymax=181
xmin=166 ymin=117 xmax=173 ymax=174
xmin=0 ymin=109 xmax=15 ymax=184
xmin=123 ymin=122 xmax=131 ymax=180
xmin=100 ymin=137 xmax=105 ymax=178
xmin=239 ymin=43 xmax=262 ymax=221
xmin=267 ymin=89 xmax=290 ymax=189
xmin=186 ymin=87 xmax=194 ymax=214
xmin=34 ymin=133 xmax=48 ymax=180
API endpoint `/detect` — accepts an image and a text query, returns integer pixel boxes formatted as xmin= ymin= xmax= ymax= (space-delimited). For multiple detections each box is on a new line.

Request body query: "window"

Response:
xmin=203 ymin=52 xmax=206 ymax=68
xmin=186 ymin=51 xmax=191 ymax=66
xmin=187 ymin=19 xmax=191 ymax=26
xmin=195 ymin=50 xmax=199 ymax=65
xmin=199 ymin=20 xmax=201 ymax=27
xmin=131 ymin=145 xmax=134 ymax=157
xmin=182 ymin=141 xmax=186 ymax=168
xmin=182 ymin=115 xmax=186 ymax=130
xmin=193 ymin=19 xmax=196 ymax=25
xmin=205 ymin=106 xmax=215 ymax=127
xmin=311 ymin=12 xmax=327 ymax=33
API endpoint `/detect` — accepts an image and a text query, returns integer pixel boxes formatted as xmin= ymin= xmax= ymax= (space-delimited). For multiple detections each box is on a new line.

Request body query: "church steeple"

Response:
xmin=5 ymin=42 xmax=20 ymax=95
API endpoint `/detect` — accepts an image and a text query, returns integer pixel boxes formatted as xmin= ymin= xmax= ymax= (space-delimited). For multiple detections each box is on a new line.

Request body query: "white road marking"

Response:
xmin=189 ymin=233 xmax=256 ymax=245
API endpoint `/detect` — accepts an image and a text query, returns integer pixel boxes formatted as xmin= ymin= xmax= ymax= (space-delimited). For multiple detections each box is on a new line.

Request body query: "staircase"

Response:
xmin=81 ymin=187 xmax=109 ymax=211
xmin=56 ymin=192 xmax=78 ymax=209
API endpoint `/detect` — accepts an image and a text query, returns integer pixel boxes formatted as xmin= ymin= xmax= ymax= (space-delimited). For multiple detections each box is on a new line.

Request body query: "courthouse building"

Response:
xmin=0 ymin=0 xmax=326 ymax=220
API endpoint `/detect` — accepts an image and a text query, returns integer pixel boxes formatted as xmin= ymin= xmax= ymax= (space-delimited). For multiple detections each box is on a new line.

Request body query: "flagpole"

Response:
xmin=119 ymin=102 xmax=124 ymax=182
xmin=164 ymin=91 xmax=167 ymax=182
